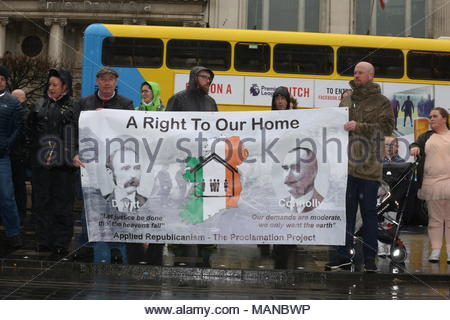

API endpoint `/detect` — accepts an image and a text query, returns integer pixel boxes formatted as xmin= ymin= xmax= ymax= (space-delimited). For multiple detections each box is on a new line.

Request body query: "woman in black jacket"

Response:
xmin=271 ymin=86 xmax=291 ymax=110
xmin=26 ymin=68 xmax=79 ymax=257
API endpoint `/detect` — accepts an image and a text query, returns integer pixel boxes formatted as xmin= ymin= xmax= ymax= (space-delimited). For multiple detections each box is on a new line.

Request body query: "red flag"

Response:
xmin=380 ymin=0 xmax=387 ymax=9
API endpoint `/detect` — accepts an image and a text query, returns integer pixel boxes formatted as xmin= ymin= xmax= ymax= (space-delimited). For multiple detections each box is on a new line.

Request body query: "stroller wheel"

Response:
xmin=390 ymin=245 xmax=407 ymax=263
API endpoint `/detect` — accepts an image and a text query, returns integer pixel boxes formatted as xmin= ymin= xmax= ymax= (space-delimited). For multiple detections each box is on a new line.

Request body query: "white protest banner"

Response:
xmin=79 ymin=109 xmax=348 ymax=245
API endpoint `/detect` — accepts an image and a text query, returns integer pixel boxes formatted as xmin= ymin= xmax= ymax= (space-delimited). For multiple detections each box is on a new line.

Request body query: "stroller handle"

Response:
xmin=413 ymin=154 xmax=422 ymax=165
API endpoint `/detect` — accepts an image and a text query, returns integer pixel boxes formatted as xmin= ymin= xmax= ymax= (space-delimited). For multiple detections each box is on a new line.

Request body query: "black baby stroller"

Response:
xmin=375 ymin=158 xmax=420 ymax=263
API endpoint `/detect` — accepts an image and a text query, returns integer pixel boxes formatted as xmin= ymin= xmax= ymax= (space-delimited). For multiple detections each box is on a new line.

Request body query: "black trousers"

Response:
xmin=32 ymin=166 xmax=75 ymax=250
xmin=127 ymin=243 xmax=164 ymax=265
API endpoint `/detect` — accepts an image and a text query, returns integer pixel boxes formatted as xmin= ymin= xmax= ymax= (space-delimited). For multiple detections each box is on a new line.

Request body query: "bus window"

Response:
xmin=235 ymin=42 xmax=270 ymax=72
xmin=407 ymin=50 xmax=450 ymax=81
xmin=337 ymin=47 xmax=404 ymax=78
xmin=167 ymin=39 xmax=231 ymax=70
xmin=102 ymin=37 xmax=163 ymax=68
xmin=274 ymin=44 xmax=333 ymax=75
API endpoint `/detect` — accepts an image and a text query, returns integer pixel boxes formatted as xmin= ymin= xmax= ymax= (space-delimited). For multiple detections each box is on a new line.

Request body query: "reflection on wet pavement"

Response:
xmin=0 ymin=225 xmax=449 ymax=299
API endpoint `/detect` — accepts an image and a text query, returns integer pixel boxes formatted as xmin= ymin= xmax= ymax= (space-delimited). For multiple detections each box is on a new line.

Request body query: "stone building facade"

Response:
xmin=1 ymin=0 xmax=449 ymax=73
xmin=0 ymin=0 xmax=210 ymax=66
xmin=246 ymin=0 xmax=450 ymax=38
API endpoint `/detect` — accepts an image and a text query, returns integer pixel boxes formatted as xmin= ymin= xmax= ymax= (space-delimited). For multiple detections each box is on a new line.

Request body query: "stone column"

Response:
xmin=369 ymin=0 xmax=377 ymax=35
xmin=328 ymin=0 xmax=353 ymax=34
xmin=428 ymin=0 xmax=450 ymax=38
xmin=45 ymin=18 xmax=67 ymax=65
xmin=427 ymin=0 xmax=434 ymax=38
xmin=237 ymin=0 xmax=247 ymax=29
xmin=0 ymin=17 xmax=8 ymax=58
xmin=208 ymin=0 xmax=247 ymax=28
xmin=262 ymin=0 xmax=269 ymax=30
xmin=405 ymin=0 xmax=412 ymax=36
xmin=319 ymin=0 xmax=330 ymax=33
xmin=297 ymin=0 xmax=305 ymax=31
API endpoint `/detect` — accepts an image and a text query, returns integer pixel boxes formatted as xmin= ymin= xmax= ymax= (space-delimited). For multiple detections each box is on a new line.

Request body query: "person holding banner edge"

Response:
xmin=26 ymin=67 xmax=79 ymax=258
xmin=325 ymin=61 xmax=394 ymax=272
xmin=73 ymin=66 xmax=134 ymax=263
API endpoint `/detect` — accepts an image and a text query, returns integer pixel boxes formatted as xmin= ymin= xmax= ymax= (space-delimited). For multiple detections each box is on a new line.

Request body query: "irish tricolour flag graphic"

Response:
xmin=181 ymin=137 xmax=247 ymax=224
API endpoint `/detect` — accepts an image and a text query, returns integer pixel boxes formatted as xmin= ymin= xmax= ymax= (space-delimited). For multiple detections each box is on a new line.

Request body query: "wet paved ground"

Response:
xmin=1 ymin=212 xmax=449 ymax=300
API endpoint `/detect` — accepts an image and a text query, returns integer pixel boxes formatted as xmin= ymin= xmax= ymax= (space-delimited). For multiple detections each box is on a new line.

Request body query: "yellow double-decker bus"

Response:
xmin=82 ymin=23 xmax=450 ymax=136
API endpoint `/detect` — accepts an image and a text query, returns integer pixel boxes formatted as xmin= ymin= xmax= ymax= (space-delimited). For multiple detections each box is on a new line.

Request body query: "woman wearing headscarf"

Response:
xmin=26 ymin=68 xmax=79 ymax=257
xmin=268 ymin=86 xmax=295 ymax=268
xmin=410 ymin=107 xmax=450 ymax=264
xmin=271 ymin=86 xmax=291 ymax=110
xmin=136 ymin=81 xmax=165 ymax=111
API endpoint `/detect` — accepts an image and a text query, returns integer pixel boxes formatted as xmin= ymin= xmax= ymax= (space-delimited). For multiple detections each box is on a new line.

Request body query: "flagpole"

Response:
xmin=367 ymin=0 xmax=375 ymax=35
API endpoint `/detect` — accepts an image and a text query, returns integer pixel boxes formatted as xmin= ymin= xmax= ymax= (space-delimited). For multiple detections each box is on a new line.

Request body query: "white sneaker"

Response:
xmin=377 ymin=242 xmax=390 ymax=257
xmin=428 ymin=249 xmax=440 ymax=263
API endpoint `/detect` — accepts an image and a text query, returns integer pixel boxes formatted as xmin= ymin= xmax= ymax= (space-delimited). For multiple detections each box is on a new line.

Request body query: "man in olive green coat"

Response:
xmin=325 ymin=62 xmax=394 ymax=272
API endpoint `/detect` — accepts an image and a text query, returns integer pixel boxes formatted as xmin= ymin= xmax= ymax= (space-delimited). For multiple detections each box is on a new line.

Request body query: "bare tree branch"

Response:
xmin=1 ymin=55 xmax=73 ymax=103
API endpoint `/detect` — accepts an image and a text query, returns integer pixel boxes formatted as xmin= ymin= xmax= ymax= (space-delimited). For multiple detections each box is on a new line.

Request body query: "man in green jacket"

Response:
xmin=325 ymin=62 xmax=394 ymax=272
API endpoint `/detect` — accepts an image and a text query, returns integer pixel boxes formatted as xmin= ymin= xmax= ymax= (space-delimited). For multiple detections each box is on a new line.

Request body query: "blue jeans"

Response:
xmin=337 ymin=175 xmax=379 ymax=262
xmin=0 ymin=156 xmax=21 ymax=237
xmin=93 ymin=242 xmax=128 ymax=264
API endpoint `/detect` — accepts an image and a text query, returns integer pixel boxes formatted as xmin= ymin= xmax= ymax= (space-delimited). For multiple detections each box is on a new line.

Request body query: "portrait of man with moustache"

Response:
xmin=280 ymin=147 xmax=324 ymax=213
xmin=104 ymin=141 xmax=147 ymax=213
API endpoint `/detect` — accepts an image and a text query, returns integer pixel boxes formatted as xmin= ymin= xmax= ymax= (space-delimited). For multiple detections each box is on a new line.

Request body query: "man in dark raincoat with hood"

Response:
xmin=166 ymin=66 xmax=217 ymax=112
xmin=26 ymin=67 xmax=79 ymax=257
xmin=166 ymin=66 xmax=217 ymax=266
